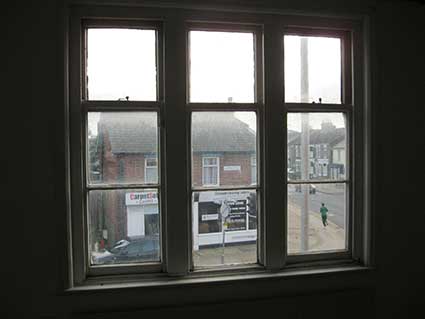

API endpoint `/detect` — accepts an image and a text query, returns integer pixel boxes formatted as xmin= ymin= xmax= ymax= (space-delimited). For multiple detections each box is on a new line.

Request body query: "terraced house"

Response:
xmin=89 ymin=112 xmax=257 ymax=250
xmin=287 ymin=120 xmax=346 ymax=181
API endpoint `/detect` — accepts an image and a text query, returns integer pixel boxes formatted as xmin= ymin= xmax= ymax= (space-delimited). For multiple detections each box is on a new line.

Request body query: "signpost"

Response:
xmin=220 ymin=201 xmax=231 ymax=264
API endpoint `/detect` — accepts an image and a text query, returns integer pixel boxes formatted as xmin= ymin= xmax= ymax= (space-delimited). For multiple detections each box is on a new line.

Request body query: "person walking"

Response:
xmin=320 ymin=203 xmax=328 ymax=227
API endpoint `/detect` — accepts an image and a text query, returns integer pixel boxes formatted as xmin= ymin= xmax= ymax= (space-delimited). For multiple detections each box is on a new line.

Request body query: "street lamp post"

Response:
xmin=300 ymin=37 xmax=310 ymax=252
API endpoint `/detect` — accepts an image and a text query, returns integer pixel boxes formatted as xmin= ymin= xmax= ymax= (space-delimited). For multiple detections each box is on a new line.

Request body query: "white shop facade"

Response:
xmin=192 ymin=190 xmax=257 ymax=251
xmin=125 ymin=191 xmax=257 ymax=250
xmin=125 ymin=192 xmax=159 ymax=238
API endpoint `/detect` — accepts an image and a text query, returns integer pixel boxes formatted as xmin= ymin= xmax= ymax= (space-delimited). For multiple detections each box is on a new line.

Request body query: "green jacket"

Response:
xmin=320 ymin=206 xmax=328 ymax=217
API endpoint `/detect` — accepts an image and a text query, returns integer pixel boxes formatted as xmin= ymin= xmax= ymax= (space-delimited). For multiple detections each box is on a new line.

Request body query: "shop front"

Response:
xmin=125 ymin=192 xmax=159 ymax=238
xmin=192 ymin=190 xmax=257 ymax=251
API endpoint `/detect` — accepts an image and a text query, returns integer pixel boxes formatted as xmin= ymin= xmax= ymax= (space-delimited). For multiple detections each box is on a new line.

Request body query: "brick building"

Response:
xmin=90 ymin=112 xmax=256 ymax=249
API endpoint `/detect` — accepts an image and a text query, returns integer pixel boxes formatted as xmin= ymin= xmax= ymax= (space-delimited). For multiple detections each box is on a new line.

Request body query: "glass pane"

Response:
xmin=145 ymin=158 xmax=158 ymax=184
xmin=87 ymin=28 xmax=157 ymax=101
xmin=89 ymin=189 xmax=160 ymax=265
xmin=192 ymin=190 xmax=257 ymax=268
xmin=192 ymin=112 xmax=257 ymax=187
xmin=88 ymin=112 xmax=158 ymax=185
xmin=251 ymin=156 xmax=257 ymax=185
xmin=189 ymin=31 xmax=255 ymax=103
xmin=287 ymin=113 xmax=346 ymax=181
xmin=284 ymin=35 xmax=341 ymax=103
xmin=287 ymin=183 xmax=346 ymax=254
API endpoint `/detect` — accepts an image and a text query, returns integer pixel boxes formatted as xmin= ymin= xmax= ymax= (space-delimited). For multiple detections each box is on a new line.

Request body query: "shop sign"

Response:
xmin=126 ymin=192 xmax=158 ymax=206
xmin=226 ymin=199 xmax=247 ymax=231
xmin=201 ymin=213 xmax=219 ymax=221
xmin=223 ymin=165 xmax=241 ymax=171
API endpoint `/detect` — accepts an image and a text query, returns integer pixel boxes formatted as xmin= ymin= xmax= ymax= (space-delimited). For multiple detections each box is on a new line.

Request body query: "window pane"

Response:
xmin=284 ymin=35 xmax=341 ymax=103
xmin=87 ymin=28 xmax=157 ymax=101
xmin=287 ymin=113 xmax=346 ymax=181
xmin=89 ymin=189 xmax=160 ymax=265
xmin=189 ymin=31 xmax=255 ymax=103
xmin=202 ymin=164 xmax=218 ymax=186
xmin=192 ymin=112 xmax=257 ymax=187
xmin=287 ymin=183 xmax=346 ymax=254
xmin=251 ymin=156 xmax=257 ymax=185
xmin=145 ymin=158 xmax=158 ymax=184
xmin=88 ymin=112 xmax=158 ymax=185
xmin=145 ymin=167 xmax=158 ymax=184
xmin=192 ymin=190 xmax=257 ymax=268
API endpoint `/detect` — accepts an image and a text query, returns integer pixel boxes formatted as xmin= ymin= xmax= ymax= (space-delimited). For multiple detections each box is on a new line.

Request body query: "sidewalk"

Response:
xmin=193 ymin=201 xmax=345 ymax=267
xmin=287 ymin=201 xmax=345 ymax=254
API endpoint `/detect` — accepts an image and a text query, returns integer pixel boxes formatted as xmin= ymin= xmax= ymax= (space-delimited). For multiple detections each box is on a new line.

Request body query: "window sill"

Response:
xmin=63 ymin=262 xmax=375 ymax=314
xmin=66 ymin=262 xmax=374 ymax=293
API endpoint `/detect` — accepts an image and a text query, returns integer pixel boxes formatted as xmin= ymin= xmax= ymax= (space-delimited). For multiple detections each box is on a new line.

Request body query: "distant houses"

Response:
xmin=287 ymin=121 xmax=346 ymax=181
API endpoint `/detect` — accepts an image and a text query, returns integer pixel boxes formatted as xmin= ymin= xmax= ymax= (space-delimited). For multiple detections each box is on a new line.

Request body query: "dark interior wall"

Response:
xmin=2 ymin=0 xmax=424 ymax=318
xmin=373 ymin=2 xmax=425 ymax=317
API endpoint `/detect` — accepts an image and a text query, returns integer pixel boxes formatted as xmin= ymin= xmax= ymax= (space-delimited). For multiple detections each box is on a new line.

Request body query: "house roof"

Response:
xmin=99 ymin=112 xmax=256 ymax=154
xmin=99 ymin=112 xmax=158 ymax=154
xmin=191 ymin=112 xmax=256 ymax=153
xmin=287 ymin=126 xmax=345 ymax=146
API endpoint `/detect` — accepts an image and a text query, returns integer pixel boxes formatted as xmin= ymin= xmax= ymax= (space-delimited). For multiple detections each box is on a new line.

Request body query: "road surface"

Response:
xmin=288 ymin=185 xmax=346 ymax=228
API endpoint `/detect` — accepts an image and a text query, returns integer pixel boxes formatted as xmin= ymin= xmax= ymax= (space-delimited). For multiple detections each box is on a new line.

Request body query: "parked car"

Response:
xmin=92 ymin=236 xmax=160 ymax=265
xmin=295 ymin=184 xmax=316 ymax=194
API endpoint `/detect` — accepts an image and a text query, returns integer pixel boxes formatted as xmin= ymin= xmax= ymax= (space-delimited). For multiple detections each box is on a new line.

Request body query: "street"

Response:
xmin=288 ymin=184 xmax=346 ymax=228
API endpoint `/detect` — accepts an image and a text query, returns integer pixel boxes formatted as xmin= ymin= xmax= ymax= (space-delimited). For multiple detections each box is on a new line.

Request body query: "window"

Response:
xmin=145 ymin=158 xmax=158 ymax=184
xmin=68 ymin=6 xmax=370 ymax=286
xmin=86 ymin=28 xmax=157 ymax=101
xmin=284 ymin=35 xmax=341 ymax=104
xmin=189 ymin=30 xmax=255 ymax=103
xmin=251 ymin=155 xmax=257 ymax=185
xmin=70 ymin=18 xmax=163 ymax=279
xmin=201 ymin=157 xmax=219 ymax=186
xmin=284 ymin=30 xmax=353 ymax=259
xmin=189 ymin=25 xmax=259 ymax=268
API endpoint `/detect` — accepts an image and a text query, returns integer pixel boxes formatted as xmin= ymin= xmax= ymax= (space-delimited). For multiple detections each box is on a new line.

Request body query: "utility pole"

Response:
xmin=300 ymin=37 xmax=310 ymax=252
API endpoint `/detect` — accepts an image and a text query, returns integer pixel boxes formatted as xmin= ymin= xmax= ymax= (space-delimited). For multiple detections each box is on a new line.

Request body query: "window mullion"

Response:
xmin=263 ymin=21 xmax=286 ymax=270
xmin=163 ymin=16 xmax=190 ymax=275
xmin=352 ymin=25 xmax=367 ymax=263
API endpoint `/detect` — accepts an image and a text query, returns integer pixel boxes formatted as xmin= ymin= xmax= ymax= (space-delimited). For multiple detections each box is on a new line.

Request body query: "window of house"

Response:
xmin=68 ymin=6 xmax=370 ymax=286
xmin=251 ymin=155 xmax=257 ymax=185
xmin=201 ymin=157 xmax=220 ymax=186
xmin=145 ymin=158 xmax=158 ymax=184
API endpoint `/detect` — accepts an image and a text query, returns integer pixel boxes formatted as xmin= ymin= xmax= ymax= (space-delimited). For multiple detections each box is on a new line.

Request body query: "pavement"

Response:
xmin=193 ymin=197 xmax=345 ymax=267
xmin=287 ymin=200 xmax=345 ymax=254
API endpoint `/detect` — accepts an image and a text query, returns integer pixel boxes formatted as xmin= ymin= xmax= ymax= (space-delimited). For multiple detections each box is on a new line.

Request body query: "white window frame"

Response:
xmin=66 ymin=4 xmax=372 ymax=289
xmin=201 ymin=156 xmax=220 ymax=187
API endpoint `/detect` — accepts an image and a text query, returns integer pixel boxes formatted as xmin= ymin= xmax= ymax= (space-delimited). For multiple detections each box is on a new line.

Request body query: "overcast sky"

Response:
xmin=87 ymin=29 xmax=344 ymax=135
